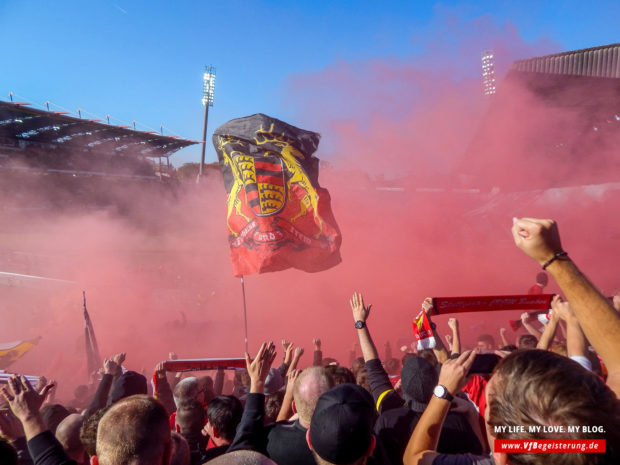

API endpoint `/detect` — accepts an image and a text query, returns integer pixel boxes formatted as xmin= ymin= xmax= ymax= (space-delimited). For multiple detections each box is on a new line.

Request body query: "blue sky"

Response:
xmin=0 ymin=0 xmax=618 ymax=167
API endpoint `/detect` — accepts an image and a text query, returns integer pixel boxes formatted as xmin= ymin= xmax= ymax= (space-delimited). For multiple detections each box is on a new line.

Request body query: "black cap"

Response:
xmin=309 ymin=384 xmax=376 ymax=464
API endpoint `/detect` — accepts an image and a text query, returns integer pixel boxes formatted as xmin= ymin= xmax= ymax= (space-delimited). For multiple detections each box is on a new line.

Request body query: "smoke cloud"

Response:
xmin=2 ymin=13 xmax=618 ymax=400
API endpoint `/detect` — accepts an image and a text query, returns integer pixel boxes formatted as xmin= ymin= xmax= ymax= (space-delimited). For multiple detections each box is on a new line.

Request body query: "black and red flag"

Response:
xmin=213 ymin=114 xmax=341 ymax=276
xmin=83 ymin=291 xmax=101 ymax=377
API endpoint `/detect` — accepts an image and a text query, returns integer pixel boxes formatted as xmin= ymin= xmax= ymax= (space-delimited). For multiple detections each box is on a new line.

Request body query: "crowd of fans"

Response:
xmin=1 ymin=217 xmax=619 ymax=465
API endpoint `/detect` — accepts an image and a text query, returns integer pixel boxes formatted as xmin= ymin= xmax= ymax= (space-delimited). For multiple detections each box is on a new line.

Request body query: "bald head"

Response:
xmin=96 ymin=395 xmax=171 ymax=465
xmin=55 ymin=413 xmax=84 ymax=461
xmin=293 ymin=366 xmax=334 ymax=426
xmin=207 ymin=450 xmax=276 ymax=465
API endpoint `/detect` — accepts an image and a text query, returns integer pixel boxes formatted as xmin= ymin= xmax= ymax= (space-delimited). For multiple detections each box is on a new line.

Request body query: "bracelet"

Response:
xmin=541 ymin=251 xmax=568 ymax=270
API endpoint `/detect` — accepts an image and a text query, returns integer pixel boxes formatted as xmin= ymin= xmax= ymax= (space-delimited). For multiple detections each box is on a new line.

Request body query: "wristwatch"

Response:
xmin=433 ymin=384 xmax=454 ymax=402
xmin=355 ymin=320 xmax=366 ymax=329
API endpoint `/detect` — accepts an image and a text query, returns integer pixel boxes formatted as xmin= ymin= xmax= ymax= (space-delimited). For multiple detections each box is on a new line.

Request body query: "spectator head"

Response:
xmin=477 ymin=334 xmax=496 ymax=352
xmin=175 ymin=399 xmax=206 ymax=435
xmin=325 ymin=365 xmax=356 ymax=385
xmin=321 ymin=357 xmax=339 ymax=367
xmin=308 ymin=384 xmax=376 ymax=465
xmin=292 ymin=366 xmax=335 ymax=427
xmin=401 ymin=352 xmax=415 ymax=366
xmin=499 ymin=344 xmax=518 ymax=352
xmin=0 ymin=438 xmax=17 ymax=465
xmin=400 ymin=355 xmax=438 ymax=412
xmin=40 ymin=403 xmax=70 ymax=435
xmin=517 ymin=334 xmax=538 ymax=350
xmin=355 ymin=367 xmax=371 ymax=394
xmin=207 ymin=450 xmax=277 ymax=465
xmin=55 ymin=413 xmax=84 ymax=461
xmin=234 ymin=370 xmax=251 ymax=388
xmin=80 ymin=406 xmax=109 ymax=458
xmin=487 ymin=350 xmax=620 ymax=465
xmin=206 ymin=395 xmax=243 ymax=445
xmin=535 ymin=272 xmax=548 ymax=287
xmin=417 ymin=349 xmax=438 ymax=367
xmin=74 ymin=384 xmax=89 ymax=400
xmin=170 ymin=432 xmax=191 ymax=465
xmin=264 ymin=368 xmax=284 ymax=395
xmin=264 ymin=390 xmax=285 ymax=424
xmin=108 ymin=371 xmax=147 ymax=405
xmin=385 ymin=357 xmax=401 ymax=376
xmin=173 ymin=377 xmax=200 ymax=408
xmin=351 ymin=356 xmax=365 ymax=376
xmin=197 ymin=376 xmax=215 ymax=404
xmin=93 ymin=395 xmax=171 ymax=465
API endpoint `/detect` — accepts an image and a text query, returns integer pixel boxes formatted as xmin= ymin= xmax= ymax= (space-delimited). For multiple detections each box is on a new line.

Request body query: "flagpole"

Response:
xmin=240 ymin=276 xmax=249 ymax=354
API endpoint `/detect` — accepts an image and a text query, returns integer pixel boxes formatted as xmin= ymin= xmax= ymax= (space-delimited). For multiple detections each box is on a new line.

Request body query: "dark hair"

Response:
xmin=207 ymin=396 xmax=243 ymax=442
xmin=40 ymin=403 xmax=70 ymax=435
xmin=517 ymin=334 xmax=538 ymax=350
xmin=351 ymin=357 xmax=365 ymax=376
xmin=80 ymin=407 xmax=109 ymax=457
xmin=264 ymin=390 xmax=285 ymax=425
xmin=385 ymin=357 xmax=400 ymax=376
xmin=325 ymin=365 xmax=356 ymax=385
xmin=417 ymin=349 xmax=438 ymax=367
xmin=488 ymin=350 xmax=620 ymax=465
xmin=0 ymin=438 xmax=17 ymax=465
xmin=401 ymin=352 xmax=415 ymax=366
xmin=500 ymin=344 xmax=518 ymax=352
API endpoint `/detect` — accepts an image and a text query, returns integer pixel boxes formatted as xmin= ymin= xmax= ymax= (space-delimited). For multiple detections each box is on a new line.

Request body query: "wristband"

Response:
xmin=541 ymin=251 xmax=568 ymax=270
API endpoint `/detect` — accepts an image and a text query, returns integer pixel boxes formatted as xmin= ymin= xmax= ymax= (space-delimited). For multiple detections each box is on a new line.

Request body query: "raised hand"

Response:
xmin=437 ymin=351 xmax=477 ymax=396
xmin=245 ymin=342 xmax=277 ymax=393
xmin=511 ymin=218 xmax=564 ymax=265
xmin=350 ymin=292 xmax=371 ymax=322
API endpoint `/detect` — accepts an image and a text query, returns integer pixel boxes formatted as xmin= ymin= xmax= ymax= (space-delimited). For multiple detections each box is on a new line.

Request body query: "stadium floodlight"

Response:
xmin=202 ymin=65 xmax=216 ymax=107
xmin=199 ymin=65 xmax=216 ymax=179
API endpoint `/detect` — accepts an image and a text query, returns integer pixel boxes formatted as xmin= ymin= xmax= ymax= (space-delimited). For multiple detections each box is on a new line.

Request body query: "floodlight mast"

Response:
xmin=199 ymin=65 xmax=216 ymax=179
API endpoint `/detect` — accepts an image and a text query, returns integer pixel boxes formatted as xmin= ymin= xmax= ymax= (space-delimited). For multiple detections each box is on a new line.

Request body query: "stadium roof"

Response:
xmin=510 ymin=43 xmax=620 ymax=78
xmin=0 ymin=100 xmax=197 ymax=158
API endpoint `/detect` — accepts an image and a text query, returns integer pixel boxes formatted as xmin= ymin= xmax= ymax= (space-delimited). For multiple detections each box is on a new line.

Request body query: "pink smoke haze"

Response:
xmin=2 ymin=15 xmax=618 ymax=399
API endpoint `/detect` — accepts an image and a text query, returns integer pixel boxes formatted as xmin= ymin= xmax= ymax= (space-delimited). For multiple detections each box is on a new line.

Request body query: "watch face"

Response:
xmin=433 ymin=385 xmax=446 ymax=398
xmin=355 ymin=320 xmax=365 ymax=329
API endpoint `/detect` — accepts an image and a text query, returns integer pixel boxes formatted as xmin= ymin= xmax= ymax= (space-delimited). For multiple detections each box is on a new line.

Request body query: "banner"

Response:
xmin=0 ymin=370 xmax=39 ymax=386
xmin=163 ymin=358 xmax=247 ymax=372
xmin=213 ymin=114 xmax=341 ymax=276
xmin=0 ymin=338 xmax=41 ymax=369
xmin=431 ymin=294 xmax=554 ymax=315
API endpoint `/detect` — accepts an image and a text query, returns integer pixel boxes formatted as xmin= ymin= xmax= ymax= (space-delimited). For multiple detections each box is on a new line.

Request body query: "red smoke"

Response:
xmin=2 ymin=15 xmax=619 ymax=400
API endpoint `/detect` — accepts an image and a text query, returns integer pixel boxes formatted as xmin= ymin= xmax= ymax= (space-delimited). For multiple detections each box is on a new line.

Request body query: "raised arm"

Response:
xmin=422 ymin=299 xmax=450 ymax=364
xmin=350 ymin=292 xmax=378 ymax=361
xmin=520 ymin=312 xmax=543 ymax=340
xmin=553 ymin=298 xmax=591 ymax=370
xmin=403 ymin=351 xmax=477 ymax=465
xmin=499 ymin=327 xmax=511 ymax=348
xmin=312 ymin=338 xmax=322 ymax=367
xmin=447 ymin=318 xmax=461 ymax=356
xmin=537 ymin=296 xmax=561 ymax=350
xmin=512 ymin=217 xmax=620 ymax=394
xmin=228 ymin=342 xmax=276 ymax=453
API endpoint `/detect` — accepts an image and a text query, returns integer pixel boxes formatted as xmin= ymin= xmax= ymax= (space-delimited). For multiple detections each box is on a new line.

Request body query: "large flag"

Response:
xmin=83 ymin=292 xmax=102 ymax=377
xmin=213 ymin=114 xmax=341 ymax=276
xmin=0 ymin=337 xmax=41 ymax=369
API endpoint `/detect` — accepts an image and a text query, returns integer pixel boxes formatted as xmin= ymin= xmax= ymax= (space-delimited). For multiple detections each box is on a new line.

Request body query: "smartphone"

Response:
xmin=468 ymin=353 xmax=501 ymax=375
